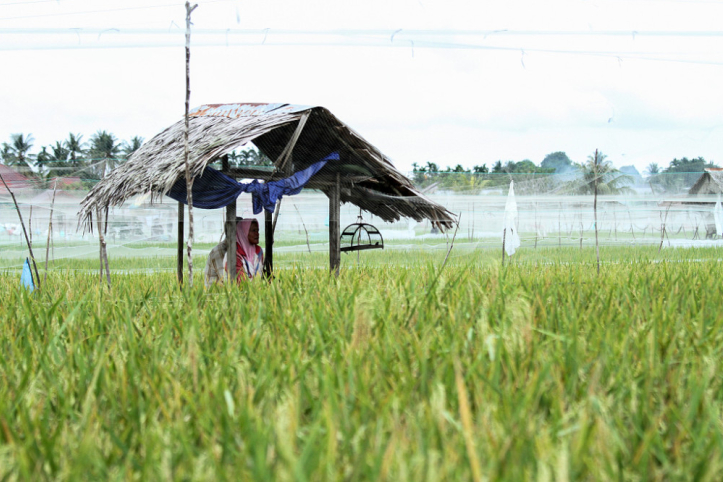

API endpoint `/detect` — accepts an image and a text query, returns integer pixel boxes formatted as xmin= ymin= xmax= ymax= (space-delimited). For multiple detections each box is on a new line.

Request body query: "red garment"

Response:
xmin=234 ymin=219 xmax=263 ymax=281
xmin=236 ymin=245 xmax=263 ymax=281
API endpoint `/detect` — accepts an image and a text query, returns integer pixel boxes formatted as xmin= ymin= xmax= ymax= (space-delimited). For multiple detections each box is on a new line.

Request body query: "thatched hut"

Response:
xmin=79 ymin=102 xmax=456 ymax=280
xmin=689 ymin=168 xmax=723 ymax=197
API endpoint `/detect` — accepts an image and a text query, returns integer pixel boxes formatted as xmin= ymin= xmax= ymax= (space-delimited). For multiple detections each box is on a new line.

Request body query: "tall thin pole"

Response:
xmin=329 ymin=173 xmax=341 ymax=276
xmin=44 ymin=179 xmax=57 ymax=285
xmin=501 ymin=228 xmax=507 ymax=266
xmin=96 ymin=207 xmax=111 ymax=289
xmin=593 ymin=149 xmax=601 ymax=275
xmin=0 ymin=172 xmax=40 ymax=289
xmin=184 ymin=1 xmax=198 ymax=287
xmin=177 ymin=202 xmax=184 ymax=285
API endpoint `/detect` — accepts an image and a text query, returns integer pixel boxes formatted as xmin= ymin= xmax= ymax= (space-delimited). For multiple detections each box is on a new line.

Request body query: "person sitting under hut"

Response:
xmin=204 ymin=218 xmax=263 ymax=285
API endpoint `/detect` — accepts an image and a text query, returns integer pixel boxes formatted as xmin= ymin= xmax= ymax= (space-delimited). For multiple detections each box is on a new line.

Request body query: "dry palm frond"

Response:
xmin=78 ymin=104 xmax=455 ymax=231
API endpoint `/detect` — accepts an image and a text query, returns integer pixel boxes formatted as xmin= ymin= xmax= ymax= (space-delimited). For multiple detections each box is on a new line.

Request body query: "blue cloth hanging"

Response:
xmin=21 ymin=258 xmax=34 ymax=292
xmin=167 ymin=152 xmax=338 ymax=213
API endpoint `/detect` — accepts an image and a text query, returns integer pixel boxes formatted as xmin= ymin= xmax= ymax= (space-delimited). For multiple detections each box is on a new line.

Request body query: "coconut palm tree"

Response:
xmin=64 ymin=133 xmax=86 ymax=162
xmin=39 ymin=141 xmax=73 ymax=178
xmin=0 ymin=143 xmax=12 ymax=165
xmin=2 ymin=134 xmax=35 ymax=169
xmin=88 ymin=130 xmax=121 ymax=178
xmin=569 ymin=151 xmax=633 ymax=195
xmin=121 ymin=136 xmax=144 ymax=159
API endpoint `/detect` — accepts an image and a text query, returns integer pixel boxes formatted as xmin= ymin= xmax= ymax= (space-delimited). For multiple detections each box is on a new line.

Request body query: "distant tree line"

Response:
xmin=644 ymin=157 xmax=719 ymax=193
xmin=412 ymin=151 xmax=718 ymax=194
xmin=0 ymin=132 xmax=271 ymax=189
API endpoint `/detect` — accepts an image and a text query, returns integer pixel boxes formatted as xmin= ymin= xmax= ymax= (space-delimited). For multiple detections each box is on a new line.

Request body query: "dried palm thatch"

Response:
xmin=689 ymin=169 xmax=723 ymax=196
xmin=79 ymin=103 xmax=455 ymax=230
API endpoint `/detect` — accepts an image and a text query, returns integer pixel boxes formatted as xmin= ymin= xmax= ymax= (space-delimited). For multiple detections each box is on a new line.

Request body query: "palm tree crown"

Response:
xmin=572 ymin=150 xmax=633 ymax=195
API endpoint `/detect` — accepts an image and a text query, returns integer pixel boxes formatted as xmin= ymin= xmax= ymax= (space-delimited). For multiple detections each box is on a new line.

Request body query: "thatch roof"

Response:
xmin=79 ymin=103 xmax=455 ymax=230
xmin=689 ymin=169 xmax=723 ymax=196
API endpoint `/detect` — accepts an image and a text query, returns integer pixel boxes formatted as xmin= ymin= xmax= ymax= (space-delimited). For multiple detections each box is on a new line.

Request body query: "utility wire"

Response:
xmin=0 ymin=0 xmax=232 ymax=21
xmin=4 ymin=27 xmax=723 ymax=37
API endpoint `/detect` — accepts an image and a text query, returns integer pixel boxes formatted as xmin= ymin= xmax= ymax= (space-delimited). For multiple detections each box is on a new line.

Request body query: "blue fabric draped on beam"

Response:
xmin=167 ymin=152 xmax=338 ymax=213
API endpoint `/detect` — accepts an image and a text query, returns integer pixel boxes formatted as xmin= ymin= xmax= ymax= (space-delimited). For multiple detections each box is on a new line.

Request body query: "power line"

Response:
xmin=0 ymin=0 xmax=233 ymax=21
xmin=1 ymin=29 xmax=722 ymax=67
xmin=4 ymin=27 xmax=723 ymax=37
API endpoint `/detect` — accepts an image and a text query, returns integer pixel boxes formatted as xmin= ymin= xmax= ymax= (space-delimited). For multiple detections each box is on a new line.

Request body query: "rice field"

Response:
xmin=1 ymin=246 xmax=723 ymax=480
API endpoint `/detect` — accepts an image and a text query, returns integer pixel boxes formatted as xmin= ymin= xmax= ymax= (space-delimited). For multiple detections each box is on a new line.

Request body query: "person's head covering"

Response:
xmin=235 ymin=218 xmax=259 ymax=259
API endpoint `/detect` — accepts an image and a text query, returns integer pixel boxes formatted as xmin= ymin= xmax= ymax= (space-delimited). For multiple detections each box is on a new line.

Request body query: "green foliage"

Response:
xmin=645 ymin=162 xmax=661 ymax=176
xmin=64 ymin=133 xmax=86 ymax=162
xmin=567 ymin=150 xmax=633 ymax=195
xmin=1 ymin=133 xmax=35 ymax=175
xmin=660 ymin=157 xmax=719 ymax=193
xmin=121 ymin=136 xmax=144 ymax=160
xmin=412 ymin=159 xmax=553 ymax=193
xmin=227 ymin=146 xmax=273 ymax=167
xmin=540 ymin=151 xmax=573 ymax=172
xmin=1 ymin=248 xmax=723 ymax=479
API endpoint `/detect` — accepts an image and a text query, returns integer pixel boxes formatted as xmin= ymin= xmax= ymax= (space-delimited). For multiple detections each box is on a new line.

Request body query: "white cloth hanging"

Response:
xmin=714 ymin=200 xmax=723 ymax=237
xmin=503 ymin=180 xmax=521 ymax=256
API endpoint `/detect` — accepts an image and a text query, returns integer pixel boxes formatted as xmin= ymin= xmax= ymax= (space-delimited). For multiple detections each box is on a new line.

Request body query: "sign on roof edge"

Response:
xmin=189 ymin=103 xmax=313 ymax=119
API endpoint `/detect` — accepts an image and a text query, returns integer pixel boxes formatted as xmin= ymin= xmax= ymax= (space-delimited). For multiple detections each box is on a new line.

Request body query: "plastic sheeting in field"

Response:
xmin=20 ymin=258 xmax=34 ymax=291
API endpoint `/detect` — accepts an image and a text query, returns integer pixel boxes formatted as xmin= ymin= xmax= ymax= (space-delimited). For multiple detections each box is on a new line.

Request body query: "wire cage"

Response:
xmin=340 ymin=222 xmax=384 ymax=252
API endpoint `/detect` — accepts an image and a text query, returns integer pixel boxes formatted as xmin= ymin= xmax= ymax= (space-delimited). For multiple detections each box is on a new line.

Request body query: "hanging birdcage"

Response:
xmin=340 ymin=212 xmax=384 ymax=252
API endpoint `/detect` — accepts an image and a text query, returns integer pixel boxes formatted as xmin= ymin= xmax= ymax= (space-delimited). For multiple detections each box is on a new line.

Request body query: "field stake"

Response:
xmin=294 ymin=203 xmax=312 ymax=253
xmin=96 ymin=207 xmax=111 ymax=288
xmin=183 ymin=0 xmax=198 ymax=288
xmin=442 ymin=214 xmax=461 ymax=268
xmin=593 ymin=149 xmax=600 ymax=275
xmin=501 ymin=227 xmax=506 ymax=266
xmin=43 ymin=179 xmax=57 ymax=285
xmin=0 ymin=172 xmax=41 ymax=289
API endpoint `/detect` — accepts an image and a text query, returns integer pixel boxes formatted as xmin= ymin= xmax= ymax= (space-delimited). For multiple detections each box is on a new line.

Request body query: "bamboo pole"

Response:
xmin=264 ymin=210 xmax=274 ymax=277
xmin=183 ymin=1 xmax=198 ymax=287
xmin=96 ymin=207 xmax=111 ymax=288
xmin=177 ymin=202 xmax=184 ymax=285
xmin=534 ymin=202 xmax=538 ymax=249
xmin=442 ymin=214 xmax=461 ymax=268
xmin=329 ymin=173 xmax=341 ymax=276
xmin=658 ymin=204 xmax=672 ymax=254
xmin=501 ymin=228 xmax=507 ymax=266
xmin=294 ymin=203 xmax=312 ymax=253
xmin=558 ymin=202 xmax=562 ymax=247
xmin=43 ymin=179 xmax=57 ymax=285
xmin=103 ymin=207 xmax=111 ymax=284
xmin=0 ymin=172 xmax=40 ymax=289
xmin=272 ymin=199 xmax=282 ymax=235
xmin=593 ymin=149 xmax=600 ymax=275
xmin=222 ymin=156 xmax=237 ymax=282
xmin=225 ymin=201 xmax=237 ymax=282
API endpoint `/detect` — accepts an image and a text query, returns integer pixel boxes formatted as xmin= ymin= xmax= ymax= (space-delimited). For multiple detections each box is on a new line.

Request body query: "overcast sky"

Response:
xmin=2 ymin=0 xmax=723 ymax=173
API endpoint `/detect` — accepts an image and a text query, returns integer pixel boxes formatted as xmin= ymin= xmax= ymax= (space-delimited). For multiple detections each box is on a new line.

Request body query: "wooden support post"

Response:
xmin=264 ymin=209 xmax=274 ymax=277
xmin=0 ymin=172 xmax=40 ymax=289
xmin=329 ymin=172 xmax=341 ymax=276
xmin=221 ymin=155 xmax=237 ymax=283
xmin=501 ymin=228 xmax=507 ymax=266
xmin=177 ymin=202 xmax=184 ymax=285
xmin=226 ymin=201 xmax=237 ymax=282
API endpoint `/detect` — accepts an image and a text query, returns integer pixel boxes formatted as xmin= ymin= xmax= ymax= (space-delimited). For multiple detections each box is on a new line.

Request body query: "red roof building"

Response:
xmin=0 ymin=164 xmax=34 ymax=194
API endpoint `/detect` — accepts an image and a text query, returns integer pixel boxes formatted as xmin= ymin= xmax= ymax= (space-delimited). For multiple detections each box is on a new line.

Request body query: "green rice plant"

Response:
xmin=0 ymin=248 xmax=722 ymax=480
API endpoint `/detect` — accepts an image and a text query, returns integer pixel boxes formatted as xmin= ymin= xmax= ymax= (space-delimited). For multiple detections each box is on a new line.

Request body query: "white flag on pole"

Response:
xmin=503 ymin=180 xmax=521 ymax=256
xmin=714 ymin=200 xmax=723 ymax=237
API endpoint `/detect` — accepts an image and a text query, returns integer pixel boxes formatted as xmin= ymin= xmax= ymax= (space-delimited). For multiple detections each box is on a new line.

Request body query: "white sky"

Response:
xmin=2 ymin=0 xmax=723 ymax=173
